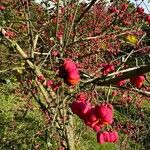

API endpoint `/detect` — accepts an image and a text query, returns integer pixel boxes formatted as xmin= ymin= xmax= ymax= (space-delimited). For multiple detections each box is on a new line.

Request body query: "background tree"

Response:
xmin=0 ymin=0 xmax=150 ymax=149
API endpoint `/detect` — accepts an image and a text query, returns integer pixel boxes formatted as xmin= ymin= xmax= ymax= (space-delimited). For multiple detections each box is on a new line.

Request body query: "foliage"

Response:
xmin=0 ymin=0 xmax=150 ymax=149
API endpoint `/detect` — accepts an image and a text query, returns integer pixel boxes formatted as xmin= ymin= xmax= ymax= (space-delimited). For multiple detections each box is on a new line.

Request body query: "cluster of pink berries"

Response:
xmin=62 ymin=59 xmax=80 ymax=85
xmin=37 ymin=75 xmax=62 ymax=91
xmin=137 ymin=7 xmax=150 ymax=24
xmin=70 ymin=93 xmax=118 ymax=144
xmin=97 ymin=131 xmax=119 ymax=144
xmin=100 ymin=63 xmax=115 ymax=76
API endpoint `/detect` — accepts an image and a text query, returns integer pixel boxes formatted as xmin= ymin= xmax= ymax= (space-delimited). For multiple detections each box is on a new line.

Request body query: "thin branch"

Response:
xmin=33 ymin=34 xmax=39 ymax=53
xmin=0 ymin=67 xmax=26 ymax=73
xmin=75 ymin=0 xmax=97 ymax=25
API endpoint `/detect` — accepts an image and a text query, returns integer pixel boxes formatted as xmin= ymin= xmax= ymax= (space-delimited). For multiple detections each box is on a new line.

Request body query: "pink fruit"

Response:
xmin=137 ymin=7 xmax=144 ymax=14
xmin=95 ymin=104 xmax=113 ymax=125
xmin=130 ymin=75 xmax=145 ymax=88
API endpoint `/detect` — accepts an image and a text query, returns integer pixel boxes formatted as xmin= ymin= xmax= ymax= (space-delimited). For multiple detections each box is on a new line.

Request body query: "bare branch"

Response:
xmin=83 ymin=64 xmax=150 ymax=86
xmin=0 ymin=26 xmax=56 ymax=103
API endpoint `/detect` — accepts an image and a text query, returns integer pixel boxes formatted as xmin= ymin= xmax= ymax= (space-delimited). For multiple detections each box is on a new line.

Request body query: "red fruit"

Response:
xmin=83 ymin=108 xmax=105 ymax=131
xmin=56 ymin=31 xmax=63 ymax=40
xmin=70 ymin=101 xmax=91 ymax=118
xmin=145 ymin=15 xmax=150 ymax=24
xmin=130 ymin=75 xmax=145 ymax=88
xmin=101 ymin=64 xmax=115 ymax=76
xmin=52 ymin=81 xmax=62 ymax=91
xmin=76 ymin=92 xmax=87 ymax=101
xmin=92 ymin=120 xmax=104 ymax=132
xmin=84 ymin=118 xmax=98 ymax=128
xmin=93 ymin=124 xmax=102 ymax=132
xmin=121 ymin=4 xmax=128 ymax=12
xmin=103 ymin=132 xmax=110 ymax=142
xmin=116 ymin=79 xmax=126 ymax=86
xmin=63 ymin=59 xmax=80 ymax=85
xmin=0 ymin=5 xmax=6 ymax=11
xmin=67 ymin=71 xmax=80 ymax=85
xmin=97 ymin=131 xmax=110 ymax=144
xmin=116 ymin=74 xmax=126 ymax=86
xmin=68 ymin=71 xmax=80 ymax=78
xmin=109 ymin=131 xmax=119 ymax=143
xmin=51 ymin=50 xmax=60 ymax=57
xmin=108 ymin=6 xmax=118 ymax=13
xmin=84 ymin=108 xmax=98 ymax=123
xmin=46 ymin=80 xmax=53 ymax=88
xmin=137 ymin=7 xmax=144 ymax=14
xmin=97 ymin=132 xmax=105 ymax=144
xmin=97 ymin=131 xmax=119 ymax=144
xmin=37 ymin=75 xmax=45 ymax=81
xmin=63 ymin=59 xmax=78 ymax=73
xmin=96 ymin=104 xmax=113 ymax=125
xmin=112 ymin=91 xmax=117 ymax=97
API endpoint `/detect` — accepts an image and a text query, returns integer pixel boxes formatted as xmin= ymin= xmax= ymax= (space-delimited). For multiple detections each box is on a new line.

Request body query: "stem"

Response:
xmin=66 ymin=115 xmax=76 ymax=150
xmin=106 ymin=85 xmax=111 ymax=103
xmin=56 ymin=0 xmax=60 ymax=37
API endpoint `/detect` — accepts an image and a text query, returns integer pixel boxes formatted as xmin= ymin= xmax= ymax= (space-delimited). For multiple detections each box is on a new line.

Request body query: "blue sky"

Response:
xmin=130 ymin=0 xmax=150 ymax=14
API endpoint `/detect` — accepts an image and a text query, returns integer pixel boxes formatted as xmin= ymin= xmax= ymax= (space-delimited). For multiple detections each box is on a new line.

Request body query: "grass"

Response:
xmin=0 ymin=82 xmax=48 ymax=149
xmin=0 ymin=82 xmax=150 ymax=149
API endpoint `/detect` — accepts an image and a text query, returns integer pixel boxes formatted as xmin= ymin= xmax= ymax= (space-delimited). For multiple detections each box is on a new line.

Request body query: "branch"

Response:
xmin=0 ymin=26 xmax=56 ymax=103
xmin=83 ymin=64 xmax=150 ymax=86
xmin=75 ymin=0 xmax=97 ymax=25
